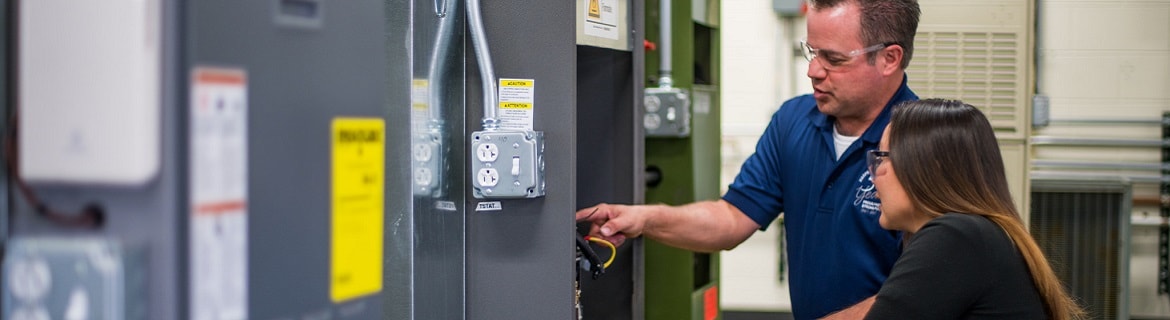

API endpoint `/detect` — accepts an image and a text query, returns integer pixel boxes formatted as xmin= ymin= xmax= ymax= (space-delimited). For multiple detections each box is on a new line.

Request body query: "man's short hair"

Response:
xmin=808 ymin=0 xmax=921 ymax=69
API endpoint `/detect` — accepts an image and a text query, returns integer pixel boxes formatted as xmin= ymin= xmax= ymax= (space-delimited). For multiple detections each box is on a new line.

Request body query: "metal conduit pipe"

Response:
xmin=1030 ymin=171 xmax=1168 ymax=184
xmin=1030 ymin=136 xmax=1168 ymax=148
xmin=657 ymin=0 xmax=673 ymax=88
xmin=434 ymin=0 xmax=447 ymax=17
xmin=468 ymin=0 xmax=498 ymax=130
xmin=1047 ymin=118 xmax=1164 ymax=126
xmin=1031 ymin=160 xmax=1167 ymax=171
xmin=428 ymin=0 xmax=457 ymax=122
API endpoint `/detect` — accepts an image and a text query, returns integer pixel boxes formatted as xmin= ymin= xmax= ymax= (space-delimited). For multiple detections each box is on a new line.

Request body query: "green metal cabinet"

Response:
xmin=644 ymin=1 xmax=722 ymax=320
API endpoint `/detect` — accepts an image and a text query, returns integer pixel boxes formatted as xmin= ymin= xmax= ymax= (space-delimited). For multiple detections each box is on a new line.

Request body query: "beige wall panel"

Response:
xmin=919 ymin=0 xmax=1029 ymax=27
xmin=1042 ymin=53 xmax=1170 ymax=100
xmin=1043 ymin=2 xmax=1170 ymax=52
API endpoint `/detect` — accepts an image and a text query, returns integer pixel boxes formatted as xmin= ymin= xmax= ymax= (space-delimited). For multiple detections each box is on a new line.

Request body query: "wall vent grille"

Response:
xmin=907 ymin=31 xmax=1024 ymax=138
xmin=1030 ymin=179 xmax=1131 ymax=320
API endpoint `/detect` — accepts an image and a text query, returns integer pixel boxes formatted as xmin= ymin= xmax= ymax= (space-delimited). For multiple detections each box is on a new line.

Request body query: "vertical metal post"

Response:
xmin=1159 ymin=112 xmax=1170 ymax=295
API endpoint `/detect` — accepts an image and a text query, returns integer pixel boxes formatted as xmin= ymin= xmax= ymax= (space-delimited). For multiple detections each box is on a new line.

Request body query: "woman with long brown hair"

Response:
xmin=863 ymin=99 xmax=1084 ymax=319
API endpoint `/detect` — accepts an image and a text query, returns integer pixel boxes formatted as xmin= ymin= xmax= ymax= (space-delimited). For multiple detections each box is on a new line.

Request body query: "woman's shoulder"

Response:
xmin=928 ymin=212 xmax=997 ymax=229
xmin=917 ymin=213 xmax=1003 ymax=244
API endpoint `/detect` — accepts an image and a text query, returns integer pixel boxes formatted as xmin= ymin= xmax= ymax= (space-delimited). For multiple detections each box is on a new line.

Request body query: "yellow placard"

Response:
xmin=330 ymin=118 xmax=385 ymax=302
xmin=499 ymin=102 xmax=533 ymax=110
xmin=500 ymin=79 xmax=534 ymax=87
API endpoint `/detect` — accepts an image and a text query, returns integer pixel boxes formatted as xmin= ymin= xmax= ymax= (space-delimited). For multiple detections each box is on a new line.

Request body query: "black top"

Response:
xmin=865 ymin=213 xmax=1049 ymax=319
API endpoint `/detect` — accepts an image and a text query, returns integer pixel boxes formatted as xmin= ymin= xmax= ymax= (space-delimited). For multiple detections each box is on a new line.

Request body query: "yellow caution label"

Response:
xmin=411 ymin=79 xmax=429 ymax=110
xmin=330 ymin=118 xmax=385 ymax=302
xmin=499 ymin=102 xmax=533 ymax=110
xmin=497 ymin=78 xmax=536 ymax=130
xmin=500 ymin=79 xmax=534 ymax=87
xmin=588 ymin=0 xmax=602 ymax=18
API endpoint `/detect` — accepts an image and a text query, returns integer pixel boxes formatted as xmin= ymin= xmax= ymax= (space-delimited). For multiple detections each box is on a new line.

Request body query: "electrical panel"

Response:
xmin=7 ymin=0 xmax=397 ymax=318
xmin=470 ymin=130 xmax=545 ymax=198
xmin=644 ymin=88 xmax=691 ymax=137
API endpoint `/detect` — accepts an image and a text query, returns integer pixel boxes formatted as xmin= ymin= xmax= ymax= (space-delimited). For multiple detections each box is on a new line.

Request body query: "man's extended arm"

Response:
xmin=575 ymin=199 xmax=761 ymax=252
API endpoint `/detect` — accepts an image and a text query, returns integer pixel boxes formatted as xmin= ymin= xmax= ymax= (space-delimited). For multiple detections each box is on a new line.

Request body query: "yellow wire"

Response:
xmin=587 ymin=237 xmax=617 ymax=268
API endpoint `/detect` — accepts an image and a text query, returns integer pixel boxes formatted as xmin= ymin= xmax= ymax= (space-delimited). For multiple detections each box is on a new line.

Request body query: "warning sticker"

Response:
xmin=189 ymin=66 xmax=248 ymax=320
xmin=331 ymin=118 xmax=385 ymax=302
xmin=411 ymin=79 xmax=429 ymax=111
xmin=411 ymin=79 xmax=430 ymax=135
xmin=584 ymin=0 xmax=619 ymax=40
xmin=497 ymin=79 xmax=535 ymax=131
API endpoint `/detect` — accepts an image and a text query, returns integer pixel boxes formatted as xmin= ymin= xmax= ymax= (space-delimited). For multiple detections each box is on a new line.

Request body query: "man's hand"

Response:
xmin=577 ymin=200 xmax=758 ymax=252
xmin=575 ymin=203 xmax=650 ymax=247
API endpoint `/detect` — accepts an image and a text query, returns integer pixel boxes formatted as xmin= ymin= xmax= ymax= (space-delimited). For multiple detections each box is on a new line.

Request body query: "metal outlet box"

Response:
xmin=644 ymin=88 xmax=691 ymax=137
xmin=470 ymin=130 xmax=545 ymax=198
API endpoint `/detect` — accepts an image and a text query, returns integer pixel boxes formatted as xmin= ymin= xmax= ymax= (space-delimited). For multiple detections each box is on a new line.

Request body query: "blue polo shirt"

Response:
xmin=723 ymin=77 xmax=917 ymax=320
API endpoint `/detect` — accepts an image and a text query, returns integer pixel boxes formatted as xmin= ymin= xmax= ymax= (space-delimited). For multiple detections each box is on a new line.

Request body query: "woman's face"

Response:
xmin=873 ymin=126 xmax=917 ymax=232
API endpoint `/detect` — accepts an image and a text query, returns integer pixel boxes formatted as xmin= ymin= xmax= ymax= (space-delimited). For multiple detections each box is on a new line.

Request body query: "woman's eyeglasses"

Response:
xmin=867 ymin=150 xmax=890 ymax=175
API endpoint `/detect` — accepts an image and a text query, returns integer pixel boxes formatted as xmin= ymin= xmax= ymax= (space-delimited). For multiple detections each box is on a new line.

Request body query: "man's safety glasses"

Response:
xmin=800 ymin=39 xmax=895 ymax=71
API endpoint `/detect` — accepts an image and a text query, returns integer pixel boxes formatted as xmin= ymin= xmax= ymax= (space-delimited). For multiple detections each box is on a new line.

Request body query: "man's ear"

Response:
xmin=880 ymin=45 xmax=905 ymax=76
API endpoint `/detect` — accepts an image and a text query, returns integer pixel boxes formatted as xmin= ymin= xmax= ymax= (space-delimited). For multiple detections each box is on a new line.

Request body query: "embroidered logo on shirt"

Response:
xmin=855 ymin=171 xmax=881 ymax=215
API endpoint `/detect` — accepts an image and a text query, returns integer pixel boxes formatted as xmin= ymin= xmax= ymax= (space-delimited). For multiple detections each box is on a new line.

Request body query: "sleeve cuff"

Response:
xmin=722 ymin=188 xmax=775 ymax=231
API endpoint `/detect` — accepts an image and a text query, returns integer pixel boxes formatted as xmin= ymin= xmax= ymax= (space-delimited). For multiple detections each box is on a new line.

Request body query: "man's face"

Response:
xmin=805 ymin=3 xmax=889 ymax=120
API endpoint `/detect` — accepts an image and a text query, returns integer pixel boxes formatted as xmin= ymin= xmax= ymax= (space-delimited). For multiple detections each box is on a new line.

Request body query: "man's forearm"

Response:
xmin=642 ymin=200 xmax=758 ymax=252
xmin=820 ymin=296 xmax=875 ymax=320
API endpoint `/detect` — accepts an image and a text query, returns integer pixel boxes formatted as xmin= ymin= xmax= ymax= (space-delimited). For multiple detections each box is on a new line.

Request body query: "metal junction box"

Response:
xmin=644 ymin=87 xmax=692 ymax=137
xmin=471 ymin=130 xmax=545 ymax=199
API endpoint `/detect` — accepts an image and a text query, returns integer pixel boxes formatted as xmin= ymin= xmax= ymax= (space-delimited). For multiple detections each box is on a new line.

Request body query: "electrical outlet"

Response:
xmin=470 ymin=131 xmax=545 ymax=199
xmin=644 ymin=87 xmax=690 ymax=137
xmin=412 ymin=132 xmax=445 ymax=197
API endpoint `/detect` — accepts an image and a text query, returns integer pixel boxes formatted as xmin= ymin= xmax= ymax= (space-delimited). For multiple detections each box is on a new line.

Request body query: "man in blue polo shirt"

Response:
xmin=576 ymin=0 xmax=921 ymax=318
